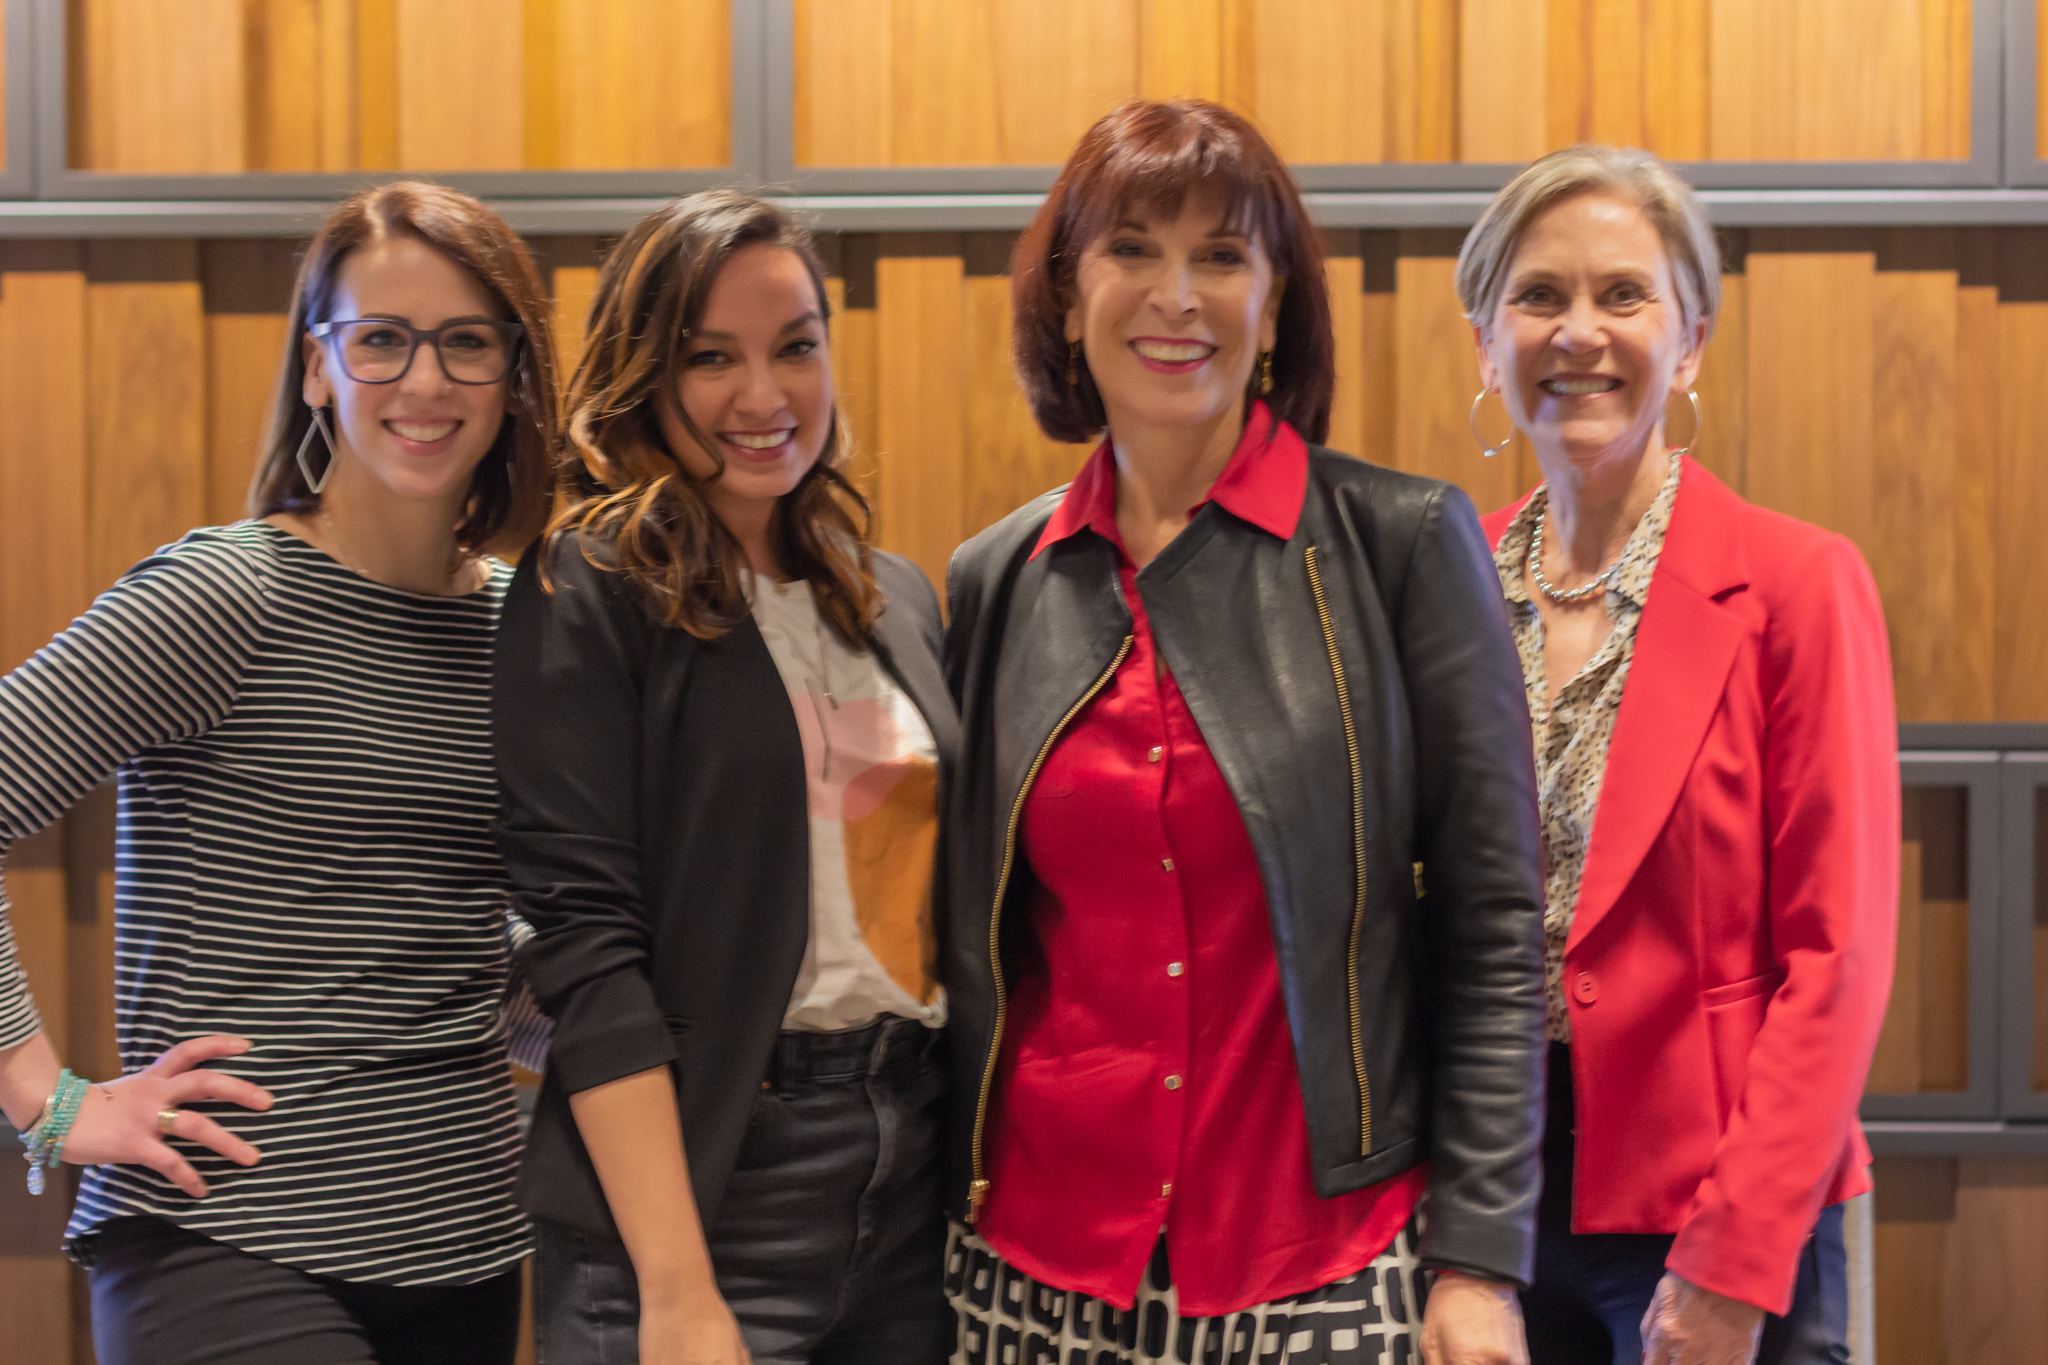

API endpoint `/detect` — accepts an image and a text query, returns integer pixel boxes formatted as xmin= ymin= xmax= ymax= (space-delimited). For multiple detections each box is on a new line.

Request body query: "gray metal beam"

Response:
xmin=1863 ymin=1120 xmax=2048 ymax=1156
xmin=24 ymin=186 xmax=2048 ymax=239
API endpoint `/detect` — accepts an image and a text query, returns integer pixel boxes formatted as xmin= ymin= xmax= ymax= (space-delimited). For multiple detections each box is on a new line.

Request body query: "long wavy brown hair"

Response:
xmin=548 ymin=191 xmax=877 ymax=643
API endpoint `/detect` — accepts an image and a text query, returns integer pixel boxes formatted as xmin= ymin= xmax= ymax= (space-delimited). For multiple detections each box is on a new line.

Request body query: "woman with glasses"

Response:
xmin=494 ymin=190 xmax=957 ymax=1365
xmin=0 ymin=180 xmax=558 ymax=1365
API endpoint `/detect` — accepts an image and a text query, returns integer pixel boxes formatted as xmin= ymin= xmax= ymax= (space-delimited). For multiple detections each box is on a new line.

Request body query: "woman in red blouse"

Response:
xmin=942 ymin=100 xmax=1547 ymax=1365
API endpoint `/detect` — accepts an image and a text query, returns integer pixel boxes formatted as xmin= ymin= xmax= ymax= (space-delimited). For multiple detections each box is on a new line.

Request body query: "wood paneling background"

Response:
xmin=2 ymin=224 xmax=2045 ymax=1361
xmin=68 ymin=0 xmax=732 ymax=173
xmin=794 ymin=0 xmax=1973 ymax=167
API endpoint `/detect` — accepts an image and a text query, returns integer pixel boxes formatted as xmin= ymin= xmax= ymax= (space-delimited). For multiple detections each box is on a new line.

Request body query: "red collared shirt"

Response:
xmin=977 ymin=405 xmax=1427 ymax=1316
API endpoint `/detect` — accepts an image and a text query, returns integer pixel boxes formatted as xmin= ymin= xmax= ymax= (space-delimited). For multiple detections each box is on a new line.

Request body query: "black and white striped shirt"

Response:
xmin=0 ymin=521 xmax=528 ymax=1285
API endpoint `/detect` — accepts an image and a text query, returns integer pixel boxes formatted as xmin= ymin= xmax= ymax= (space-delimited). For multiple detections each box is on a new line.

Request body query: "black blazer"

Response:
xmin=493 ymin=534 xmax=959 ymax=1241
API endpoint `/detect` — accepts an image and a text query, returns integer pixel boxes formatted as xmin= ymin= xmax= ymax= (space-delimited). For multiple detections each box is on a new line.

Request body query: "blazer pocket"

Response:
xmin=1702 ymin=965 xmax=1787 ymax=1125
xmin=1701 ymin=965 xmax=1788 ymax=1008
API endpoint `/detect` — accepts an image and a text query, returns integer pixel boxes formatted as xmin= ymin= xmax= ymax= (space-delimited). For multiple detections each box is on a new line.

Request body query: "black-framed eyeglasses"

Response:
xmin=310 ymin=319 xmax=525 ymax=386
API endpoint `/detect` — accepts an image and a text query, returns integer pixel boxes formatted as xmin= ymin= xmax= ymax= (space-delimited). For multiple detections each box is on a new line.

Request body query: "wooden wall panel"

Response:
xmin=1997 ymin=305 xmax=2048 ymax=720
xmin=1324 ymin=255 xmax=1367 ymax=461
xmin=961 ymin=275 xmax=1091 ymax=540
xmin=1394 ymin=255 xmax=1531 ymax=515
xmin=0 ymin=252 xmax=91 ymax=674
xmin=1953 ymin=286 xmax=1998 ymax=720
xmin=75 ymin=0 xmax=246 ymax=173
xmin=1690 ymin=273 xmax=1746 ymax=492
xmin=1137 ymin=0 xmax=1224 ymax=101
xmin=793 ymin=0 xmax=895 ymax=167
xmin=85 ymin=243 xmax=208 ymax=595
xmin=1230 ymin=0 xmax=1385 ymax=164
xmin=991 ymin=0 xmax=1138 ymax=166
xmin=875 ymin=245 xmax=967 ymax=589
xmin=552 ymin=0 xmax=730 ymax=170
xmin=394 ymin=0 xmax=523 ymax=171
xmin=825 ymin=275 xmax=883 ymax=510
xmin=884 ymin=1 xmax=1001 ymax=166
xmin=1872 ymin=272 xmax=1958 ymax=722
xmin=1744 ymin=254 xmax=1876 ymax=550
xmin=1460 ymin=0 xmax=1548 ymax=163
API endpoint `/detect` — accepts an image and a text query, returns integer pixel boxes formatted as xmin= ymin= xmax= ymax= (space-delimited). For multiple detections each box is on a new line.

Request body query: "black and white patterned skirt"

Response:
xmin=945 ymin=1216 xmax=1430 ymax=1365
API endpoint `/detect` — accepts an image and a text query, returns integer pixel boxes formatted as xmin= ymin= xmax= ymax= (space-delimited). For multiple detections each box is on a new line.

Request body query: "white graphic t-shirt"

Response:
xmin=748 ymin=574 xmax=946 ymax=1031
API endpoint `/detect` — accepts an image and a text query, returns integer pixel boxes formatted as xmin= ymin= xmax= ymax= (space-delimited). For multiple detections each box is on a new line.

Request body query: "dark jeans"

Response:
xmin=1522 ymin=1043 xmax=1850 ymax=1365
xmin=535 ymin=1015 xmax=952 ymax=1365
xmin=82 ymin=1214 xmax=521 ymax=1365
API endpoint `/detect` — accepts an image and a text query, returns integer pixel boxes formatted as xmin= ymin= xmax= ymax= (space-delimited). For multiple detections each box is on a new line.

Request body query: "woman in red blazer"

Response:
xmin=1458 ymin=145 xmax=1897 ymax=1365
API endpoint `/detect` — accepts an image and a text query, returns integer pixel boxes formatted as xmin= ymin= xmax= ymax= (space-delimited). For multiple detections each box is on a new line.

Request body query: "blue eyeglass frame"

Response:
xmin=309 ymin=319 xmax=528 ymax=386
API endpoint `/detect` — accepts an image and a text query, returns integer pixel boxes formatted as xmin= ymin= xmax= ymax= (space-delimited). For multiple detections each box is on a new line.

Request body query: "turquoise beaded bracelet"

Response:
xmin=20 ymin=1069 xmax=88 ymax=1196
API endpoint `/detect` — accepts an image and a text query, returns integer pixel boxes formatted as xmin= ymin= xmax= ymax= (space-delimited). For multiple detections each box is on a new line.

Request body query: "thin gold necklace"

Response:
xmin=317 ymin=509 xmax=477 ymax=594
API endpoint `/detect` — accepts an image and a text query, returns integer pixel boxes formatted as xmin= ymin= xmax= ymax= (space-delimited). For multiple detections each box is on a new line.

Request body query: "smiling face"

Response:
xmin=1065 ymin=189 xmax=1281 ymax=441
xmin=1475 ymin=191 xmax=1706 ymax=477
xmin=302 ymin=232 xmax=511 ymax=506
xmin=658 ymin=242 xmax=833 ymax=524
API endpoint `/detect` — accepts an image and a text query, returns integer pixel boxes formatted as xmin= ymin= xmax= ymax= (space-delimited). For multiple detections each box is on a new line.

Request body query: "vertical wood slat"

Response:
xmin=1743 ymin=254 xmax=1876 ymax=552
xmin=794 ymin=0 xmax=894 ymax=167
xmin=875 ymin=245 xmax=966 ymax=589
xmin=1137 ymin=0 xmax=1223 ymax=101
xmin=990 ymin=0 xmax=1136 ymax=166
xmin=356 ymin=0 xmax=400 ymax=169
xmin=1996 ymin=304 xmax=2048 ymax=719
xmin=1458 ymin=0 xmax=1547 ymax=163
xmin=1641 ymin=0 xmax=1709 ymax=160
xmin=825 ymin=277 xmax=883 ymax=511
xmin=1393 ymin=254 xmax=1527 ymax=515
xmin=1800 ymin=0 xmax=1923 ymax=159
xmin=1871 ymin=272 xmax=1958 ymax=722
xmin=1324 ymin=255 xmax=1366 ymax=461
xmin=1232 ymin=0 xmax=1385 ymax=164
xmin=1708 ymin=0 xmax=1797 ymax=160
xmin=393 ymin=0 xmax=524 ymax=170
xmin=1953 ymin=285 xmax=1999 ymax=720
xmin=887 ymin=0 xmax=1000 ymax=166
xmin=1691 ymin=272 xmax=1746 ymax=494
xmin=1874 ymin=1155 xmax=1956 ymax=1364
xmin=1586 ymin=0 xmax=1646 ymax=147
xmin=0 ymin=248 xmax=91 ymax=1365
xmin=315 ymin=0 xmax=358 ymax=170
xmin=85 ymin=242 xmax=208 ymax=598
xmin=75 ymin=0 xmax=246 ymax=173
xmin=245 ymin=0 xmax=322 ymax=171
xmin=1388 ymin=0 xmax=1458 ymax=162
xmin=553 ymin=0 xmax=731 ymax=169
xmin=961 ymin=275 xmax=1089 ymax=540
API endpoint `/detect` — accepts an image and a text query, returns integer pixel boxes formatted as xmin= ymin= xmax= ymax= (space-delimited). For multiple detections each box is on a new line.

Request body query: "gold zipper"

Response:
xmin=966 ymin=633 xmax=1135 ymax=1222
xmin=1304 ymin=546 xmax=1372 ymax=1156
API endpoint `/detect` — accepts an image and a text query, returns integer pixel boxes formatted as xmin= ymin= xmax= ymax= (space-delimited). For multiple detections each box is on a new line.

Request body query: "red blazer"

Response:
xmin=1483 ymin=459 xmax=1898 ymax=1316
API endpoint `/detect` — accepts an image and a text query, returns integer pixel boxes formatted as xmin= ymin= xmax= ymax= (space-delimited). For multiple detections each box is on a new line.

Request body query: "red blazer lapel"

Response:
xmin=1567 ymin=460 xmax=1751 ymax=955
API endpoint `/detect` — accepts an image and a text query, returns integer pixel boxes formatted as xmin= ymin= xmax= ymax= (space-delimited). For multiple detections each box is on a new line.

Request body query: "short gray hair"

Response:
xmin=1455 ymin=145 xmax=1721 ymax=338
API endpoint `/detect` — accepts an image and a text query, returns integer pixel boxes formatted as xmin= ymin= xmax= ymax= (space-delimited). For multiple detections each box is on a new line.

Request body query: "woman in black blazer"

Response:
xmin=493 ymin=191 xmax=959 ymax=1365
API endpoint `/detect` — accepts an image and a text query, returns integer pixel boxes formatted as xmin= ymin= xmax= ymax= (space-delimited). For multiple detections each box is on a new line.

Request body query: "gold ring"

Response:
xmin=155 ymin=1109 xmax=179 ymax=1136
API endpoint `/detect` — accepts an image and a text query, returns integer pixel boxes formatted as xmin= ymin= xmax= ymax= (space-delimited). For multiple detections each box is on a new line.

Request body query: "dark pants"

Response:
xmin=1522 ymin=1043 xmax=1850 ymax=1365
xmin=83 ymin=1215 xmax=521 ymax=1365
xmin=535 ymin=1015 xmax=952 ymax=1365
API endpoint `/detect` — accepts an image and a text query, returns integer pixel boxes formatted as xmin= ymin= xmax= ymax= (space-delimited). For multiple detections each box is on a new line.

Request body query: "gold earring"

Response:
xmin=1067 ymin=340 xmax=1081 ymax=387
xmin=1257 ymin=350 xmax=1274 ymax=395
xmin=1468 ymin=386 xmax=1515 ymax=458
xmin=1664 ymin=388 xmax=1703 ymax=456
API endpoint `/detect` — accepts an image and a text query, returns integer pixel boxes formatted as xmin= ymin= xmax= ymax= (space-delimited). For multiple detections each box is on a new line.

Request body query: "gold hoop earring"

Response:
xmin=1257 ymin=350 xmax=1274 ymax=396
xmin=1067 ymin=340 xmax=1081 ymax=387
xmin=1468 ymin=387 xmax=1515 ymax=458
xmin=1665 ymin=388 xmax=1703 ymax=455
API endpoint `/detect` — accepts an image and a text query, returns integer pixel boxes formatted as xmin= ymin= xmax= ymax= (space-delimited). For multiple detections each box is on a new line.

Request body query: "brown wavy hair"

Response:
xmin=250 ymin=181 xmax=558 ymax=555
xmin=547 ymin=190 xmax=876 ymax=643
xmin=1012 ymin=99 xmax=1335 ymax=446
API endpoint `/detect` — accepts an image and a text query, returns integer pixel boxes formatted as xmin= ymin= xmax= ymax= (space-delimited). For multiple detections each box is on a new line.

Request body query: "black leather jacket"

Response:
xmin=942 ymin=442 xmax=1547 ymax=1285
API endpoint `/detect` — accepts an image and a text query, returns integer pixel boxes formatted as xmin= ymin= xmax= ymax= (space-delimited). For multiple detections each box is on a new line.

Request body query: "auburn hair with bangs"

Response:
xmin=1012 ymin=99 xmax=1336 ymax=446
xmin=547 ymin=190 xmax=877 ymax=644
